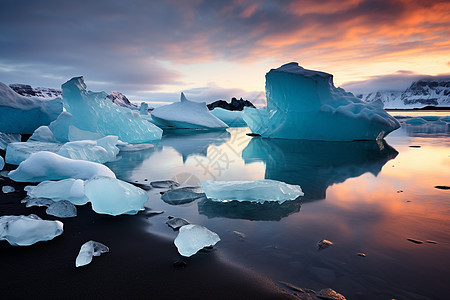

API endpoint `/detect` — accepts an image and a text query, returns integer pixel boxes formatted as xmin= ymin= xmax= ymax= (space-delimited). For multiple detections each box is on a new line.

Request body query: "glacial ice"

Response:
xmin=116 ymin=141 xmax=154 ymax=152
xmin=2 ymin=185 xmax=15 ymax=193
xmin=174 ymin=224 xmax=220 ymax=257
xmin=84 ymin=177 xmax=148 ymax=216
xmin=405 ymin=117 xmax=428 ymax=125
xmin=50 ymin=77 xmax=162 ymax=143
xmin=21 ymin=197 xmax=55 ymax=208
xmin=29 ymin=126 xmax=58 ymax=142
xmin=67 ymin=125 xmax=105 ymax=142
xmin=57 ymin=136 xmax=119 ymax=163
xmin=161 ymin=187 xmax=206 ymax=205
xmin=139 ymin=102 xmax=149 ymax=115
xmin=75 ymin=240 xmax=109 ymax=267
xmin=46 ymin=200 xmax=77 ymax=218
xmin=151 ymin=93 xmax=228 ymax=129
xmin=243 ymin=62 xmax=400 ymax=141
xmin=201 ymin=179 xmax=304 ymax=204
xmin=0 ymin=155 xmax=4 ymax=170
xmin=166 ymin=217 xmax=190 ymax=230
xmin=8 ymin=151 xmax=116 ymax=182
xmin=0 ymin=214 xmax=63 ymax=246
xmin=26 ymin=179 xmax=89 ymax=205
xmin=150 ymin=180 xmax=180 ymax=189
xmin=5 ymin=141 xmax=62 ymax=165
xmin=0 ymin=132 xmax=21 ymax=150
xmin=0 ymin=82 xmax=63 ymax=134
xmin=210 ymin=108 xmax=247 ymax=127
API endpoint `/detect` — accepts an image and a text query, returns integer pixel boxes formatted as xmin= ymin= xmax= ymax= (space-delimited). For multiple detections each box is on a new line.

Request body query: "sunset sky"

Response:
xmin=1 ymin=0 xmax=449 ymax=104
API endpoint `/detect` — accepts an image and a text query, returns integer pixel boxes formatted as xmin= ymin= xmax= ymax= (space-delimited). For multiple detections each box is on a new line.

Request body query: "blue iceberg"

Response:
xmin=243 ymin=63 xmax=400 ymax=141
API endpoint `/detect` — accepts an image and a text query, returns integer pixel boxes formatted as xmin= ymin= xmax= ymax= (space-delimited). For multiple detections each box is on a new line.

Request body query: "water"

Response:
xmin=106 ymin=112 xmax=450 ymax=299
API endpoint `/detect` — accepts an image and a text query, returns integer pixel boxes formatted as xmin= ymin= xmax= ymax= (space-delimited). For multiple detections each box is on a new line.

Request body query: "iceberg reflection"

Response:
xmin=242 ymin=138 xmax=398 ymax=201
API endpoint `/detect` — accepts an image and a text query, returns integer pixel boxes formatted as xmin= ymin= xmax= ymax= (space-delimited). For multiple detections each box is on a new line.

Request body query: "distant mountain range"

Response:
xmin=356 ymin=78 xmax=450 ymax=109
xmin=9 ymin=83 xmax=62 ymax=99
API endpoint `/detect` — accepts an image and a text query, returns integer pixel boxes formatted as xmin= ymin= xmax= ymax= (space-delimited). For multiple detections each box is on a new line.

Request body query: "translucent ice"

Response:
xmin=166 ymin=217 xmax=190 ymax=230
xmin=57 ymin=136 xmax=119 ymax=163
xmin=161 ymin=187 xmax=206 ymax=205
xmin=116 ymin=141 xmax=154 ymax=152
xmin=0 ymin=132 xmax=21 ymax=150
xmin=210 ymin=108 xmax=247 ymax=127
xmin=29 ymin=126 xmax=58 ymax=142
xmin=26 ymin=179 xmax=88 ymax=205
xmin=139 ymin=102 xmax=149 ymax=115
xmin=174 ymin=224 xmax=220 ymax=257
xmin=5 ymin=141 xmax=62 ymax=165
xmin=9 ymin=151 xmax=116 ymax=182
xmin=201 ymin=179 xmax=304 ymax=204
xmin=46 ymin=200 xmax=77 ymax=218
xmin=84 ymin=177 xmax=148 ymax=216
xmin=75 ymin=240 xmax=109 ymax=267
xmin=243 ymin=63 xmax=400 ymax=141
xmin=0 ymin=155 xmax=4 ymax=170
xmin=2 ymin=185 xmax=15 ymax=193
xmin=21 ymin=197 xmax=55 ymax=208
xmin=150 ymin=180 xmax=180 ymax=189
xmin=0 ymin=82 xmax=63 ymax=134
xmin=50 ymin=77 xmax=162 ymax=143
xmin=405 ymin=117 xmax=427 ymax=125
xmin=0 ymin=214 xmax=63 ymax=246
xmin=67 ymin=125 xmax=105 ymax=142
xmin=151 ymin=93 xmax=228 ymax=129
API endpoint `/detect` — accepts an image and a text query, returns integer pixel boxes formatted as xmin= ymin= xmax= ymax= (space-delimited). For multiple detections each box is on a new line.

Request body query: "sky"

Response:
xmin=1 ymin=0 xmax=449 ymax=104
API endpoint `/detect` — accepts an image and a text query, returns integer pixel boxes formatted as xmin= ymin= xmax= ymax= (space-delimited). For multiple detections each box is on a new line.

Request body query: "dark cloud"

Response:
xmin=341 ymin=71 xmax=450 ymax=94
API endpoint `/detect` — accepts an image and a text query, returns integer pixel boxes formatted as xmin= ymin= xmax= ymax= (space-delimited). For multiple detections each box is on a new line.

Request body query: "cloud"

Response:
xmin=341 ymin=71 xmax=450 ymax=94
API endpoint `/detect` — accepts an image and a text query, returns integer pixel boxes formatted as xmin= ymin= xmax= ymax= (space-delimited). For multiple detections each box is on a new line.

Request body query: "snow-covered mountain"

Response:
xmin=357 ymin=78 xmax=450 ymax=109
xmin=105 ymin=91 xmax=138 ymax=109
xmin=9 ymin=84 xmax=62 ymax=100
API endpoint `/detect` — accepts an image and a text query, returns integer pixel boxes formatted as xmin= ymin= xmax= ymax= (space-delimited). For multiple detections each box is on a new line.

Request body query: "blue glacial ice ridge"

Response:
xmin=174 ymin=224 xmax=220 ymax=257
xmin=0 ymin=214 xmax=63 ymax=246
xmin=201 ymin=179 xmax=304 ymax=204
xmin=0 ymin=82 xmax=63 ymax=134
xmin=84 ymin=177 xmax=148 ymax=216
xmin=8 ymin=151 xmax=116 ymax=182
xmin=243 ymin=62 xmax=400 ymax=141
xmin=50 ymin=77 xmax=162 ymax=143
xmin=151 ymin=93 xmax=228 ymax=129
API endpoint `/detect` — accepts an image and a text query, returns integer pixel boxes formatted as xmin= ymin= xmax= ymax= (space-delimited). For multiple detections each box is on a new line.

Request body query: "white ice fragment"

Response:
xmin=210 ymin=108 xmax=247 ymax=127
xmin=8 ymin=151 xmax=116 ymax=182
xmin=56 ymin=136 xmax=119 ymax=163
xmin=5 ymin=141 xmax=62 ymax=165
xmin=29 ymin=126 xmax=58 ymax=142
xmin=0 ymin=132 xmax=21 ymax=150
xmin=0 ymin=155 xmax=4 ymax=170
xmin=21 ymin=197 xmax=55 ymax=208
xmin=84 ymin=177 xmax=148 ymax=216
xmin=46 ymin=200 xmax=77 ymax=218
xmin=243 ymin=62 xmax=400 ymax=141
xmin=200 ymin=179 xmax=304 ymax=204
xmin=116 ymin=142 xmax=154 ymax=152
xmin=0 ymin=82 xmax=63 ymax=134
xmin=49 ymin=77 xmax=162 ymax=143
xmin=75 ymin=240 xmax=109 ymax=267
xmin=174 ymin=224 xmax=220 ymax=257
xmin=0 ymin=214 xmax=63 ymax=246
xmin=26 ymin=179 xmax=88 ymax=205
xmin=151 ymin=93 xmax=228 ymax=129
xmin=2 ymin=185 xmax=15 ymax=193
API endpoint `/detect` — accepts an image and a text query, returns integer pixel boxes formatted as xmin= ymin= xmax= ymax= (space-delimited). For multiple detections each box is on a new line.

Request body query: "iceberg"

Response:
xmin=5 ymin=141 xmax=62 ymax=165
xmin=67 ymin=125 xmax=105 ymax=142
xmin=29 ymin=126 xmax=58 ymax=142
xmin=0 ymin=214 xmax=63 ymax=246
xmin=57 ymin=136 xmax=119 ymax=164
xmin=0 ymin=155 xmax=4 ymax=170
xmin=46 ymin=200 xmax=77 ymax=218
xmin=243 ymin=63 xmax=400 ymax=141
xmin=174 ymin=224 xmax=220 ymax=257
xmin=0 ymin=82 xmax=63 ymax=134
xmin=25 ymin=179 xmax=89 ymax=205
xmin=75 ymin=240 xmax=109 ymax=267
xmin=0 ymin=132 xmax=21 ymax=150
xmin=8 ymin=151 xmax=116 ymax=182
xmin=201 ymin=179 xmax=304 ymax=204
xmin=50 ymin=77 xmax=162 ymax=143
xmin=84 ymin=177 xmax=148 ymax=216
xmin=210 ymin=108 xmax=247 ymax=127
xmin=151 ymin=93 xmax=228 ymax=129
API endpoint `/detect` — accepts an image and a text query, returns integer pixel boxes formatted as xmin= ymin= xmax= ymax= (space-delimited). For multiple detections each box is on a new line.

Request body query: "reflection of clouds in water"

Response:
xmin=242 ymin=138 xmax=398 ymax=201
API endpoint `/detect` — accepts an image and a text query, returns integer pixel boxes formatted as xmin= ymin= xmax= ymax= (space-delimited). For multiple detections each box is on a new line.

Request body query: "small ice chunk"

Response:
xmin=2 ymin=185 xmax=15 ymax=193
xmin=29 ymin=126 xmax=58 ymax=142
xmin=8 ymin=151 xmax=116 ymax=182
xmin=0 ymin=155 xmax=4 ymax=171
xmin=75 ymin=240 xmax=109 ymax=267
xmin=5 ymin=141 xmax=62 ymax=165
xmin=26 ymin=179 xmax=88 ymax=205
xmin=0 ymin=214 xmax=63 ymax=246
xmin=84 ymin=177 xmax=148 ymax=216
xmin=139 ymin=102 xmax=149 ymax=115
xmin=56 ymin=136 xmax=119 ymax=163
xmin=161 ymin=187 xmax=206 ymax=205
xmin=166 ymin=217 xmax=190 ymax=230
xmin=201 ymin=179 xmax=304 ymax=204
xmin=117 ymin=142 xmax=154 ymax=152
xmin=174 ymin=224 xmax=220 ymax=257
xmin=21 ymin=197 xmax=55 ymax=207
xmin=46 ymin=200 xmax=77 ymax=218
xmin=0 ymin=132 xmax=21 ymax=150
xmin=150 ymin=180 xmax=180 ymax=189
xmin=0 ymin=170 xmax=10 ymax=177
xmin=405 ymin=117 xmax=427 ymax=125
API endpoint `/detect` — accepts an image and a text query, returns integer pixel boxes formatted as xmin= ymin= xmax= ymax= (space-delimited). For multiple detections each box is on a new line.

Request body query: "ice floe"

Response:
xmin=75 ymin=240 xmax=109 ymax=267
xmin=174 ymin=224 xmax=220 ymax=257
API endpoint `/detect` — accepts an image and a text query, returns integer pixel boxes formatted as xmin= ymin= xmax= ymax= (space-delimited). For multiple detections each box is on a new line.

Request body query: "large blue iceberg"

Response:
xmin=243 ymin=63 xmax=400 ymax=141
xmin=50 ymin=77 xmax=162 ymax=143
xmin=0 ymin=82 xmax=62 ymax=134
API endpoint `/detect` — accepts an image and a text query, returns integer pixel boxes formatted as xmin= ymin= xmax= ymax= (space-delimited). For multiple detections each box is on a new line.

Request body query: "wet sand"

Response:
xmin=0 ymin=163 xmax=297 ymax=299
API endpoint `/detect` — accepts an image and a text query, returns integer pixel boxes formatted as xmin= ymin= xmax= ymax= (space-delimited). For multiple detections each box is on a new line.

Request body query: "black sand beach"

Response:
xmin=0 ymin=162 xmax=298 ymax=299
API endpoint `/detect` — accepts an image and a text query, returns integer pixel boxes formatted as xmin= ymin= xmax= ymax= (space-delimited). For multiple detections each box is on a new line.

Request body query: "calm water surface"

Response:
xmin=106 ymin=112 xmax=450 ymax=300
